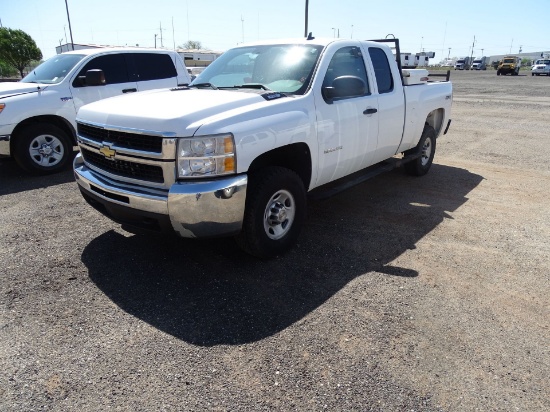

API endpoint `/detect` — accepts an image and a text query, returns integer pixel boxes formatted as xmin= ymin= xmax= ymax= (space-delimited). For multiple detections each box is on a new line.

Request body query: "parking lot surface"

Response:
xmin=1 ymin=70 xmax=549 ymax=411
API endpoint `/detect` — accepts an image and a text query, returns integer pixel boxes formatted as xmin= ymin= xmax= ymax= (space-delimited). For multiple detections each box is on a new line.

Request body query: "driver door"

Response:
xmin=314 ymin=45 xmax=379 ymax=186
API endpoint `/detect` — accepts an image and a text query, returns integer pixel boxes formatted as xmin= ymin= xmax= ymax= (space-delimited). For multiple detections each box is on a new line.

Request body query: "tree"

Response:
xmin=0 ymin=59 xmax=18 ymax=77
xmin=0 ymin=28 xmax=43 ymax=78
xmin=179 ymin=40 xmax=204 ymax=50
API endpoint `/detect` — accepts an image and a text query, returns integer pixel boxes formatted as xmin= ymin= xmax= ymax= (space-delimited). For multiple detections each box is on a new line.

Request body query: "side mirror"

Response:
xmin=85 ymin=69 xmax=106 ymax=86
xmin=322 ymin=75 xmax=367 ymax=102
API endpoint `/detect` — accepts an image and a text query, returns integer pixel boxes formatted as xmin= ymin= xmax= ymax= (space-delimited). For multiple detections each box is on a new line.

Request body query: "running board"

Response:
xmin=308 ymin=154 xmax=420 ymax=201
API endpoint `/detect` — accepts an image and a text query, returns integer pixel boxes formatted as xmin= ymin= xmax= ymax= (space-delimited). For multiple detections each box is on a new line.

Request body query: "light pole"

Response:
xmin=448 ymin=48 xmax=451 ymax=59
xmin=332 ymin=28 xmax=336 ymax=38
xmin=304 ymin=0 xmax=309 ymax=37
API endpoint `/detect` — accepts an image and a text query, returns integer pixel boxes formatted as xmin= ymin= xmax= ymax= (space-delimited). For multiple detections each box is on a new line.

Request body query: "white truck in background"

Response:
xmin=0 ymin=48 xmax=191 ymax=174
xmin=73 ymin=37 xmax=452 ymax=258
xmin=471 ymin=56 xmax=489 ymax=70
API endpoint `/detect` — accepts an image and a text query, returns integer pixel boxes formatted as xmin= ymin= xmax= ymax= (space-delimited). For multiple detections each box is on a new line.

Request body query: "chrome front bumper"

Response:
xmin=74 ymin=153 xmax=248 ymax=238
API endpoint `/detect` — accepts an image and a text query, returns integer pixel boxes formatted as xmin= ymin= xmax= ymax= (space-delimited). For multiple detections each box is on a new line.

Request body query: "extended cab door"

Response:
xmin=70 ymin=53 xmax=138 ymax=112
xmin=362 ymin=45 xmax=406 ymax=163
xmin=314 ymin=44 xmax=379 ymax=186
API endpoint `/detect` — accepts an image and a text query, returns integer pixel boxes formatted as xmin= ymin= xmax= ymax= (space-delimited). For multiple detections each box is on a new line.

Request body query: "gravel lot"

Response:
xmin=1 ymin=70 xmax=549 ymax=411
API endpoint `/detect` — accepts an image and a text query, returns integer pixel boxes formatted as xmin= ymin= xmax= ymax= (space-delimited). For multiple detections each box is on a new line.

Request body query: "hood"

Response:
xmin=77 ymin=87 xmax=288 ymax=135
xmin=0 ymin=82 xmax=49 ymax=99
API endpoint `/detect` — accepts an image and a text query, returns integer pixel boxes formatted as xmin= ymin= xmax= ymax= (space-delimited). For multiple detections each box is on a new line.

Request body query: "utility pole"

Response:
xmin=154 ymin=34 xmax=157 ymax=48
xmin=64 ymin=0 xmax=75 ymax=50
xmin=241 ymin=15 xmax=244 ymax=44
xmin=159 ymin=22 xmax=164 ymax=48
xmin=469 ymin=35 xmax=476 ymax=65
xmin=172 ymin=17 xmax=175 ymax=50
xmin=448 ymin=48 xmax=451 ymax=59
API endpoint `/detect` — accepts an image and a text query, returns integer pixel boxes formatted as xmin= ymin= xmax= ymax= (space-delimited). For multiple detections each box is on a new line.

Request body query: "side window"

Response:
xmin=368 ymin=47 xmax=394 ymax=94
xmin=73 ymin=54 xmax=130 ymax=87
xmin=132 ymin=53 xmax=177 ymax=81
xmin=322 ymin=46 xmax=369 ymax=98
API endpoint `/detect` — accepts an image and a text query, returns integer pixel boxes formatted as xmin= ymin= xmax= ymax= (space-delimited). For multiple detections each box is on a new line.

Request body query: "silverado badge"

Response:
xmin=99 ymin=145 xmax=116 ymax=159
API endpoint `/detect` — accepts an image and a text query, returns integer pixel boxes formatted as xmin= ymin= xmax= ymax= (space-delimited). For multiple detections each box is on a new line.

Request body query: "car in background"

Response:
xmin=531 ymin=59 xmax=550 ymax=76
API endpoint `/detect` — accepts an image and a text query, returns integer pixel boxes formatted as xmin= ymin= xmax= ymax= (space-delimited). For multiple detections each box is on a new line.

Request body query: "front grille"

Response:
xmin=78 ymin=123 xmax=164 ymax=153
xmin=81 ymin=148 xmax=164 ymax=183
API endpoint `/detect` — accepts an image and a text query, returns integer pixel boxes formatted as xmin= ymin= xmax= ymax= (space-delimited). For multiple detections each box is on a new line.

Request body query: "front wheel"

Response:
xmin=13 ymin=123 xmax=72 ymax=174
xmin=404 ymin=125 xmax=436 ymax=177
xmin=235 ymin=167 xmax=306 ymax=258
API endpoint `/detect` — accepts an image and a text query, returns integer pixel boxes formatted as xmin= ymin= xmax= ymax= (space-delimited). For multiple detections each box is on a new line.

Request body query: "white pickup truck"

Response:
xmin=74 ymin=37 xmax=452 ymax=258
xmin=0 ymin=48 xmax=191 ymax=174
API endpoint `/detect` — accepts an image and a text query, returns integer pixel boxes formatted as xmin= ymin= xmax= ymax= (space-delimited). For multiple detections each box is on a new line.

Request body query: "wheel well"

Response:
xmin=248 ymin=143 xmax=312 ymax=191
xmin=425 ymin=108 xmax=445 ymax=137
xmin=11 ymin=115 xmax=76 ymax=151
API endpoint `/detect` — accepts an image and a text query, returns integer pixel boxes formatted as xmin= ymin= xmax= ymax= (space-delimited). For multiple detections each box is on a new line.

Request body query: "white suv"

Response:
xmin=531 ymin=59 xmax=550 ymax=76
xmin=0 ymin=48 xmax=191 ymax=174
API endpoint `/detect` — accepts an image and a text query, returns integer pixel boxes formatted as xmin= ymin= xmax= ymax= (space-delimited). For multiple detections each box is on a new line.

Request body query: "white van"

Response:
xmin=0 ymin=48 xmax=191 ymax=174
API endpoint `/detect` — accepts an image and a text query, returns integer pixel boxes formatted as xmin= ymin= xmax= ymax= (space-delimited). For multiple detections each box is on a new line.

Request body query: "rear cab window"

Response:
xmin=368 ymin=47 xmax=394 ymax=94
xmin=130 ymin=53 xmax=177 ymax=81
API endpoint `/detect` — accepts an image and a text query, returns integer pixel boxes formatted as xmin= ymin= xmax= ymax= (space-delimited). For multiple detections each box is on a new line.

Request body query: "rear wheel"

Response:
xmin=235 ymin=167 xmax=306 ymax=258
xmin=13 ymin=123 xmax=72 ymax=174
xmin=404 ymin=125 xmax=436 ymax=177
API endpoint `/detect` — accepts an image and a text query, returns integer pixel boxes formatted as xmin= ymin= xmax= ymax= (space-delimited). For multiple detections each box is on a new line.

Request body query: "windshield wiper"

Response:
xmin=191 ymin=82 xmax=218 ymax=90
xmin=226 ymin=83 xmax=272 ymax=91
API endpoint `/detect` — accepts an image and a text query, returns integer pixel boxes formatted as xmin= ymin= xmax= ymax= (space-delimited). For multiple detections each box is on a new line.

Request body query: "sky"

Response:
xmin=1 ymin=0 xmax=549 ymax=62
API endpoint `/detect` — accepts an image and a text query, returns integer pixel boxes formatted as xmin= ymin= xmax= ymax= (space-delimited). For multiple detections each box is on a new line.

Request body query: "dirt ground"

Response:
xmin=1 ymin=70 xmax=549 ymax=411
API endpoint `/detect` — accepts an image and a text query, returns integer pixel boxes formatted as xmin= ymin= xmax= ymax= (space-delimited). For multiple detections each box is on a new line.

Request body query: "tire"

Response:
xmin=404 ymin=125 xmax=436 ymax=177
xmin=13 ymin=123 xmax=72 ymax=174
xmin=235 ymin=166 xmax=306 ymax=258
xmin=497 ymin=70 xmax=501 ymax=76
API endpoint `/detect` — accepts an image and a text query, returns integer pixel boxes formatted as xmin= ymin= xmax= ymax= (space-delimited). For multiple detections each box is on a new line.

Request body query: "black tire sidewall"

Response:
xmin=404 ymin=125 xmax=436 ymax=176
xmin=237 ymin=167 xmax=306 ymax=258
xmin=13 ymin=123 xmax=72 ymax=174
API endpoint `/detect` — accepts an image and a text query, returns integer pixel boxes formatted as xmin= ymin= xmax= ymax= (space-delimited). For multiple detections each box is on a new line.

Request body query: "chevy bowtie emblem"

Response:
xmin=99 ymin=145 xmax=116 ymax=159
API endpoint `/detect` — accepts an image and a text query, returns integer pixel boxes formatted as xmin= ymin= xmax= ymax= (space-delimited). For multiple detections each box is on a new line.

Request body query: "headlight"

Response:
xmin=177 ymin=134 xmax=236 ymax=178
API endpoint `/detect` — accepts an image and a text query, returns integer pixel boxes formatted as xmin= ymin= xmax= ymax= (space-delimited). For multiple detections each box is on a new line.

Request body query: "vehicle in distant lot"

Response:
xmin=531 ymin=59 xmax=550 ymax=76
xmin=0 ymin=48 xmax=191 ymax=174
xmin=497 ymin=56 xmax=521 ymax=75
xmin=73 ymin=37 xmax=453 ymax=258
xmin=471 ymin=56 xmax=488 ymax=70
xmin=454 ymin=57 xmax=471 ymax=70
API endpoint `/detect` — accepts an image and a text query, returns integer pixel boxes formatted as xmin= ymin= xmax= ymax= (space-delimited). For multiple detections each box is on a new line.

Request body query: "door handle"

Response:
xmin=363 ymin=108 xmax=378 ymax=115
xmin=122 ymin=88 xmax=137 ymax=93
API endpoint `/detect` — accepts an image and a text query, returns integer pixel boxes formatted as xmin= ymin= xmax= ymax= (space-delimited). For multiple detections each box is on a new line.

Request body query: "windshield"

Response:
xmin=21 ymin=54 xmax=86 ymax=84
xmin=457 ymin=60 xmax=465 ymax=63
xmin=503 ymin=58 xmax=515 ymax=64
xmin=191 ymin=44 xmax=323 ymax=94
